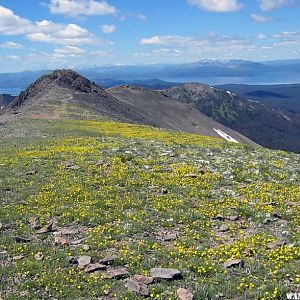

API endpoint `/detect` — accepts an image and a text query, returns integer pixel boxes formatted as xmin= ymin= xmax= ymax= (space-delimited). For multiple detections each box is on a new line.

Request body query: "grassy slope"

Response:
xmin=0 ymin=118 xmax=299 ymax=300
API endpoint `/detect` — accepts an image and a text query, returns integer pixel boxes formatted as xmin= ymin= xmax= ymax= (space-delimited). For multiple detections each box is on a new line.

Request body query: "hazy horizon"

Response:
xmin=1 ymin=0 xmax=300 ymax=73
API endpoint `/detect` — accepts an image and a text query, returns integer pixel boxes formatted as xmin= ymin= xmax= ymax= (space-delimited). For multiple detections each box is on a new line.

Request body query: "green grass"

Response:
xmin=0 ymin=118 xmax=299 ymax=299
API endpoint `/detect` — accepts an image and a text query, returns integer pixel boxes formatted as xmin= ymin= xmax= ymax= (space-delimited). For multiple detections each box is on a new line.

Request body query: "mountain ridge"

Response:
xmin=1 ymin=69 xmax=256 ymax=146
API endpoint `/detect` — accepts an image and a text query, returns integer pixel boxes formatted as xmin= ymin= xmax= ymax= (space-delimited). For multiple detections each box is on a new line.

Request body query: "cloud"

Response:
xmin=138 ymin=33 xmax=256 ymax=60
xmin=257 ymin=33 xmax=268 ymax=39
xmin=0 ymin=5 xmax=33 ymax=35
xmin=101 ymin=24 xmax=116 ymax=34
xmin=134 ymin=48 xmax=183 ymax=58
xmin=1 ymin=41 xmax=23 ymax=49
xmin=140 ymin=35 xmax=198 ymax=46
xmin=26 ymin=22 xmax=102 ymax=45
xmin=251 ymin=14 xmax=272 ymax=22
xmin=54 ymin=46 xmax=86 ymax=57
xmin=272 ymin=31 xmax=300 ymax=47
xmin=0 ymin=6 xmax=111 ymax=46
xmin=187 ymin=0 xmax=243 ymax=12
xmin=259 ymin=0 xmax=292 ymax=11
xmin=48 ymin=0 xmax=116 ymax=17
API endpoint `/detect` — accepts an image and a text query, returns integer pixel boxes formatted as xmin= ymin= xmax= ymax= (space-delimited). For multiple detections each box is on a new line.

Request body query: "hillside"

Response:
xmin=108 ymin=85 xmax=255 ymax=145
xmin=216 ymin=83 xmax=300 ymax=114
xmin=2 ymin=69 xmax=151 ymax=126
xmin=0 ymin=116 xmax=299 ymax=300
xmin=165 ymin=83 xmax=300 ymax=153
xmin=1 ymin=70 xmax=255 ymax=146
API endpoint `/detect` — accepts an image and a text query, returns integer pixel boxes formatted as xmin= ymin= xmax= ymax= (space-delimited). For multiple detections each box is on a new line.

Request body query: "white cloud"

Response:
xmin=272 ymin=31 xmax=300 ymax=47
xmin=0 ymin=6 xmax=111 ymax=46
xmin=138 ymin=33 xmax=256 ymax=60
xmin=54 ymin=45 xmax=86 ymax=56
xmin=140 ymin=35 xmax=196 ymax=46
xmin=48 ymin=0 xmax=116 ymax=17
xmin=101 ymin=24 xmax=116 ymax=34
xmin=187 ymin=0 xmax=243 ymax=12
xmin=6 ymin=55 xmax=20 ymax=60
xmin=251 ymin=14 xmax=271 ymax=22
xmin=0 ymin=5 xmax=33 ymax=35
xmin=134 ymin=48 xmax=183 ymax=58
xmin=1 ymin=41 xmax=23 ymax=49
xmin=259 ymin=0 xmax=292 ymax=11
xmin=257 ymin=33 xmax=268 ymax=39
xmin=26 ymin=23 xmax=101 ymax=45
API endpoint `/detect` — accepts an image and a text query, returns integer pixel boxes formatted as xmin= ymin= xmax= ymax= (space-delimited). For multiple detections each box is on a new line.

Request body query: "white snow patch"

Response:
xmin=213 ymin=128 xmax=239 ymax=143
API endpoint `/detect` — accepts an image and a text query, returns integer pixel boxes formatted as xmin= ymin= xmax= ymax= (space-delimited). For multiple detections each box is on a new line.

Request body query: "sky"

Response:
xmin=0 ymin=0 xmax=300 ymax=72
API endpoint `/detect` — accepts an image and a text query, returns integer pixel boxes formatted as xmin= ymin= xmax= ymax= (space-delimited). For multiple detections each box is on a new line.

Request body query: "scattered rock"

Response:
xmin=150 ymin=268 xmax=182 ymax=280
xmin=54 ymin=236 xmax=68 ymax=246
xmin=266 ymin=240 xmax=287 ymax=249
xmin=125 ymin=278 xmax=149 ymax=296
xmin=34 ymin=252 xmax=44 ymax=261
xmin=66 ymin=165 xmax=80 ymax=170
xmin=161 ymin=188 xmax=168 ymax=195
xmin=15 ymin=236 xmax=31 ymax=243
xmin=100 ymin=255 xmax=117 ymax=265
xmin=132 ymin=274 xmax=154 ymax=285
xmin=29 ymin=217 xmax=40 ymax=230
xmin=12 ymin=255 xmax=26 ymax=261
xmin=163 ymin=233 xmax=178 ymax=241
xmin=84 ymin=263 xmax=106 ymax=273
xmin=272 ymin=212 xmax=282 ymax=219
xmin=82 ymin=245 xmax=90 ymax=251
xmin=263 ymin=218 xmax=273 ymax=225
xmin=214 ymin=215 xmax=225 ymax=221
xmin=36 ymin=223 xmax=53 ymax=234
xmin=184 ymin=174 xmax=198 ymax=178
xmin=219 ymin=224 xmax=229 ymax=232
xmin=197 ymin=166 xmax=211 ymax=175
xmin=224 ymin=258 xmax=244 ymax=269
xmin=228 ymin=215 xmax=239 ymax=221
xmin=105 ymin=268 xmax=129 ymax=279
xmin=177 ymin=288 xmax=194 ymax=300
xmin=71 ymin=237 xmax=88 ymax=245
xmin=26 ymin=170 xmax=38 ymax=176
xmin=76 ymin=256 xmax=92 ymax=268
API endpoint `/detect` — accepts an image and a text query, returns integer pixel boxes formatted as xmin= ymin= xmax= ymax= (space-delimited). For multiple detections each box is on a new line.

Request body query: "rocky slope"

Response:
xmin=108 ymin=85 xmax=256 ymax=145
xmin=165 ymin=83 xmax=300 ymax=153
xmin=1 ymin=70 xmax=255 ymax=146
xmin=3 ymin=69 xmax=149 ymax=125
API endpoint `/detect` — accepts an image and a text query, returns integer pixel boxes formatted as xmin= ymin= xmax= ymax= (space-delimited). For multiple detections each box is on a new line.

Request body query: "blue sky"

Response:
xmin=0 ymin=0 xmax=299 ymax=72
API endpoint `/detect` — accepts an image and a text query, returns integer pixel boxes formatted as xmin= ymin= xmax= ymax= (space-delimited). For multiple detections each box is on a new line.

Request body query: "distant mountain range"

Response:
xmin=1 ymin=59 xmax=300 ymax=95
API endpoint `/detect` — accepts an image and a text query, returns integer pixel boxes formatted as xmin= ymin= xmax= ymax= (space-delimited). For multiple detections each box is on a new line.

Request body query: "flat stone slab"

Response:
xmin=224 ymin=258 xmax=244 ymax=269
xmin=76 ymin=256 xmax=92 ymax=267
xmin=125 ymin=278 xmax=150 ymax=296
xmin=150 ymin=268 xmax=182 ymax=280
xmin=132 ymin=274 xmax=154 ymax=285
xmin=105 ymin=268 xmax=129 ymax=279
xmin=84 ymin=263 xmax=107 ymax=273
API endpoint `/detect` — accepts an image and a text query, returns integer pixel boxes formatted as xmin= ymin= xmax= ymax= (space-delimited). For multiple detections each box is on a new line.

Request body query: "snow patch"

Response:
xmin=213 ymin=128 xmax=239 ymax=143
